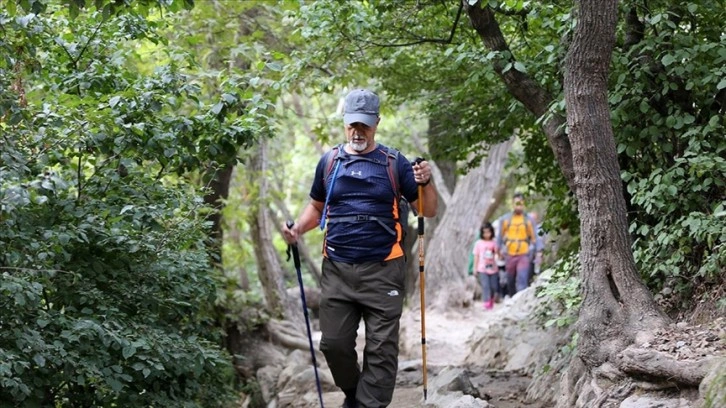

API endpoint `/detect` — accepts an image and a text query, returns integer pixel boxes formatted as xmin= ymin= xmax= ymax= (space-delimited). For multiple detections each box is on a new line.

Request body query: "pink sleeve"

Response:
xmin=472 ymin=240 xmax=482 ymax=256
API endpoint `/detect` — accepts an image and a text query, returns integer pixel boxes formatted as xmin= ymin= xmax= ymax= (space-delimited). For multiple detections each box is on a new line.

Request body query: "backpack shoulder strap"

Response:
xmin=523 ymin=213 xmax=535 ymax=242
xmin=503 ymin=212 xmax=513 ymax=232
xmin=319 ymin=144 xmax=345 ymax=231
xmin=384 ymin=146 xmax=400 ymax=197
xmin=497 ymin=213 xmax=512 ymax=248
xmin=323 ymin=143 xmax=345 ymax=187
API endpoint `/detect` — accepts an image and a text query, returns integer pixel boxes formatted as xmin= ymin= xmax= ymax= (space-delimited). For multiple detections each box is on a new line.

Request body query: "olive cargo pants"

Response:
xmin=319 ymin=257 xmax=406 ymax=408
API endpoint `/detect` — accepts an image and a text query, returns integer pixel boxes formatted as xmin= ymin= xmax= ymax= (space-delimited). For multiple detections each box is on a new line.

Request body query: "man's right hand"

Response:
xmin=282 ymin=222 xmax=298 ymax=244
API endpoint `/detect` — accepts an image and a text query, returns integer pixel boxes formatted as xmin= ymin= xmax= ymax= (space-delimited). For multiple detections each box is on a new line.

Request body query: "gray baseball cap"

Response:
xmin=343 ymin=89 xmax=379 ymax=127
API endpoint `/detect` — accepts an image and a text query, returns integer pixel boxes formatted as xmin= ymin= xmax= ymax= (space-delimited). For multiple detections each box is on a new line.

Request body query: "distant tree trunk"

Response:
xmin=413 ymin=138 xmax=513 ymax=309
xmin=404 ymin=114 xmax=458 ymax=298
xmin=248 ymin=139 xmax=299 ymax=322
xmin=558 ymin=1 xmax=670 ymax=405
xmin=271 ymin=196 xmax=322 ymax=286
xmin=482 ymin=176 xmax=510 ymax=222
xmin=203 ymin=165 xmax=234 ymax=266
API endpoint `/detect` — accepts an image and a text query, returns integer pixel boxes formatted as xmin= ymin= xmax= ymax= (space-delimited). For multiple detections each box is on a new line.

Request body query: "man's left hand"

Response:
xmin=412 ymin=160 xmax=432 ymax=185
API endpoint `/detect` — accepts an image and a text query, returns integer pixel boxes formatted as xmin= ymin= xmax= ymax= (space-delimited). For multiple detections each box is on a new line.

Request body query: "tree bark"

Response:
xmin=403 ymin=113 xmax=458 ymax=298
xmin=271 ymin=196 xmax=322 ymax=286
xmin=249 ymin=139 xmax=300 ymax=323
xmin=203 ymin=164 xmax=234 ymax=265
xmin=559 ymin=0 xmax=670 ymax=404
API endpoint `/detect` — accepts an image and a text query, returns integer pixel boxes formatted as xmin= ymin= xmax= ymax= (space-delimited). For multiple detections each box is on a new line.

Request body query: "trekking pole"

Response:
xmin=286 ymin=220 xmax=325 ymax=408
xmin=413 ymin=158 xmax=428 ymax=401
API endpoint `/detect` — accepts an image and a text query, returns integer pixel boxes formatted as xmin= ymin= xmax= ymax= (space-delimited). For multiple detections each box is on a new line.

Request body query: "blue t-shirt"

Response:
xmin=310 ymin=143 xmax=419 ymax=263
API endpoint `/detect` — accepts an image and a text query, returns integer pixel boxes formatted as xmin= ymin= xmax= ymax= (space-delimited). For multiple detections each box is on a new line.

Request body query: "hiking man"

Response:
xmin=496 ymin=192 xmax=536 ymax=296
xmin=282 ymin=89 xmax=438 ymax=408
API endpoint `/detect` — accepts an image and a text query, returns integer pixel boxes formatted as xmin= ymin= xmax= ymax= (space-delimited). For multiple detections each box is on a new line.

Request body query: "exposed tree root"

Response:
xmin=266 ymin=319 xmax=312 ymax=352
xmin=614 ymin=347 xmax=718 ymax=386
xmin=559 ymin=353 xmax=725 ymax=407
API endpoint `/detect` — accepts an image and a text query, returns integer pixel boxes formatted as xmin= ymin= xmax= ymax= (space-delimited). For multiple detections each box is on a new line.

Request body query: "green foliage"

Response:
xmin=5 ymin=0 xmax=195 ymax=20
xmin=535 ymin=254 xmax=581 ymax=329
xmin=610 ymin=0 xmax=726 ymax=314
xmin=0 ymin=4 xmax=246 ymax=406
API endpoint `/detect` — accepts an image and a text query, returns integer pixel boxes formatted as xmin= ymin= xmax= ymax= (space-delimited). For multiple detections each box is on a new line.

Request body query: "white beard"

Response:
xmin=348 ymin=140 xmax=368 ymax=152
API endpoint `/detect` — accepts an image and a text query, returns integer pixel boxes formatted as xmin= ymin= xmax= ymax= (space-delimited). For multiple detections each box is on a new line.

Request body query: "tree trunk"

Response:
xmin=559 ymin=1 xmax=670 ymax=405
xmin=413 ymin=138 xmax=513 ymax=310
xmin=203 ymin=164 xmax=234 ymax=265
xmin=403 ymin=114 xmax=458 ymax=298
xmin=272 ymin=196 xmax=322 ymax=286
xmin=248 ymin=139 xmax=300 ymax=322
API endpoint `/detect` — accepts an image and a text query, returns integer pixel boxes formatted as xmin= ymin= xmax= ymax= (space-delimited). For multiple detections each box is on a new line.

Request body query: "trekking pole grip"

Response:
xmin=286 ymin=220 xmax=302 ymax=269
xmin=412 ymin=157 xmax=428 ymax=186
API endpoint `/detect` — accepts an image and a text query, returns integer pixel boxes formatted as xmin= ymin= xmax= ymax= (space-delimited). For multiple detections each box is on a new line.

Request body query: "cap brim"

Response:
xmin=344 ymin=113 xmax=378 ymax=127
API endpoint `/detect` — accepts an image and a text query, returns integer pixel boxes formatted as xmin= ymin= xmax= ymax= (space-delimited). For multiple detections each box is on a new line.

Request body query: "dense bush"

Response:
xmin=1 ymin=4 xmax=239 ymax=406
xmin=611 ymin=3 xmax=726 ymax=315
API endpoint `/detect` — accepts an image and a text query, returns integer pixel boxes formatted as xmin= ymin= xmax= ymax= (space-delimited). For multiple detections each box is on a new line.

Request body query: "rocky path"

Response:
xmin=318 ymin=298 xmax=542 ymax=408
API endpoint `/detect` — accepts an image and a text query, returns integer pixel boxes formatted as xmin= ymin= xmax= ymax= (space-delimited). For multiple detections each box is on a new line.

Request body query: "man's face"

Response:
xmin=513 ymin=198 xmax=525 ymax=214
xmin=345 ymin=120 xmax=378 ymax=153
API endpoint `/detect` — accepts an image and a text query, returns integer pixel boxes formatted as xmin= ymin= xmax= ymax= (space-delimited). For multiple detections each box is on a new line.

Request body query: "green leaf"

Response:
xmin=661 ymin=54 xmax=676 ymax=66
xmin=122 ymin=346 xmax=136 ymax=359
xmin=267 ymin=62 xmax=283 ymax=71
xmin=109 ymin=96 xmax=121 ymax=108
xmin=106 ymin=378 xmax=123 ymax=392
xmin=33 ymin=355 xmax=46 ymax=368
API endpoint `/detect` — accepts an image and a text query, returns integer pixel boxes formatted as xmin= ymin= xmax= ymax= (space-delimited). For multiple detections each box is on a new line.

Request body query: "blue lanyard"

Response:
xmin=319 ymin=159 xmax=341 ymax=230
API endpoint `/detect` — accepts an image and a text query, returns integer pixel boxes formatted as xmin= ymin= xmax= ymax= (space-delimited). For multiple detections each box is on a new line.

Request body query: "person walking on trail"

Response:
xmin=281 ymin=89 xmax=438 ymax=408
xmin=472 ymin=222 xmax=500 ymax=310
xmin=496 ymin=192 xmax=536 ymax=296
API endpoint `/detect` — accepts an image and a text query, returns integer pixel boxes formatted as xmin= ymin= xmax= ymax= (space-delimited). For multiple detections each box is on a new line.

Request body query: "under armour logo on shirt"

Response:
xmin=351 ymin=170 xmax=362 ymax=176
xmin=387 ymin=290 xmax=399 ymax=297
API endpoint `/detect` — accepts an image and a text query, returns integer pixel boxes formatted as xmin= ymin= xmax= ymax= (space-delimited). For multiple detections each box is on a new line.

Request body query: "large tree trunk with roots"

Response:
xmin=558 ymin=1 xmax=673 ymax=406
xmin=460 ymin=1 xmax=720 ymax=405
xmin=412 ymin=139 xmax=513 ymax=310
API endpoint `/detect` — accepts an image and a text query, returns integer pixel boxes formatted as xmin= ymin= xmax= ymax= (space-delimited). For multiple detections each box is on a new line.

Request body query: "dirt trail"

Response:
xmin=320 ymin=301 xmax=540 ymax=408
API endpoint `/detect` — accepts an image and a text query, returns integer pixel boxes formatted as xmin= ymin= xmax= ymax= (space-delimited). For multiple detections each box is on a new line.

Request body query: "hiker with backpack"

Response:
xmin=496 ymin=192 xmax=537 ymax=296
xmin=281 ymin=89 xmax=438 ymax=408
xmin=472 ymin=222 xmax=500 ymax=310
